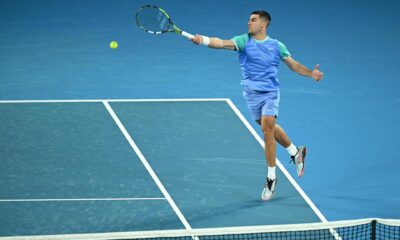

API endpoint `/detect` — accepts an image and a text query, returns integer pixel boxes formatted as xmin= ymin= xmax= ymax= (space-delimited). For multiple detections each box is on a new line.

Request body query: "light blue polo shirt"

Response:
xmin=231 ymin=34 xmax=291 ymax=91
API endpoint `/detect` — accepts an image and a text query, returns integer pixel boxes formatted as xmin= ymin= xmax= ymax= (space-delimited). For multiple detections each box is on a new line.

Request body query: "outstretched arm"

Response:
xmin=284 ymin=57 xmax=324 ymax=81
xmin=190 ymin=34 xmax=236 ymax=50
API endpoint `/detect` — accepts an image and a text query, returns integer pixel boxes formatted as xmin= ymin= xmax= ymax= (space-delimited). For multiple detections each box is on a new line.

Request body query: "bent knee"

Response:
xmin=261 ymin=117 xmax=275 ymax=137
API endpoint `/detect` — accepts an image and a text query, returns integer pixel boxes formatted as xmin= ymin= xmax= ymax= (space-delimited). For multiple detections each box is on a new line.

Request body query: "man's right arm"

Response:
xmin=190 ymin=34 xmax=237 ymax=50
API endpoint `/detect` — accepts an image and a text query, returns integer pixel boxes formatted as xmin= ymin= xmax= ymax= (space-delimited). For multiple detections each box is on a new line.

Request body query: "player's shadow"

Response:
xmin=184 ymin=196 xmax=306 ymax=226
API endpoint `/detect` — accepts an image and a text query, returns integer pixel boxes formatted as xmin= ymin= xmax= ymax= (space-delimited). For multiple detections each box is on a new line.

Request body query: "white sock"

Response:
xmin=267 ymin=166 xmax=276 ymax=180
xmin=286 ymin=143 xmax=298 ymax=157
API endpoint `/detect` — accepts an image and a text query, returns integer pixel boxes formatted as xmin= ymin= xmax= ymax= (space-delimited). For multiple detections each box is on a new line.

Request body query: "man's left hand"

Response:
xmin=311 ymin=64 xmax=324 ymax=81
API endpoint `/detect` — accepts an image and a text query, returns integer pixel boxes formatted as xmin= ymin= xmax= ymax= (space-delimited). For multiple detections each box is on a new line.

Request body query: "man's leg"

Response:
xmin=260 ymin=115 xmax=278 ymax=201
xmin=274 ymin=124 xmax=306 ymax=177
xmin=260 ymin=116 xmax=276 ymax=169
xmin=274 ymin=124 xmax=291 ymax=148
xmin=256 ymin=120 xmax=307 ymax=177
xmin=256 ymin=121 xmax=292 ymax=148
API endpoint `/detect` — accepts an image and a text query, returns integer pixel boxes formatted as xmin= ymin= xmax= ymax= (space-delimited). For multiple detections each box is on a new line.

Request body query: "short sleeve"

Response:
xmin=277 ymin=40 xmax=291 ymax=60
xmin=231 ymin=33 xmax=249 ymax=51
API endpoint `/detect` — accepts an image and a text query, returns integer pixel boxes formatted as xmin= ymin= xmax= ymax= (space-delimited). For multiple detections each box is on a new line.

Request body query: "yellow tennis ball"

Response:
xmin=110 ymin=41 xmax=118 ymax=49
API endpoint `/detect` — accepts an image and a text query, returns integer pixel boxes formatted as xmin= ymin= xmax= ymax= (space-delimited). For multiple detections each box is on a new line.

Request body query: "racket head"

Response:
xmin=135 ymin=5 xmax=181 ymax=34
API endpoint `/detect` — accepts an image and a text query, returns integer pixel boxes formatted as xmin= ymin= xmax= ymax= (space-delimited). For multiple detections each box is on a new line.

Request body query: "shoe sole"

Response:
xmin=298 ymin=147 xmax=306 ymax=177
xmin=262 ymin=192 xmax=275 ymax=201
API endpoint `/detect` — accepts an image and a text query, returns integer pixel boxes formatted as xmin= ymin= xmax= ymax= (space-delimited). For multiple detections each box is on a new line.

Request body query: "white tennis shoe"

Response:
xmin=261 ymin=177 xmax=277 ymax=201
xmin=291 ymin=146 xmax=306 ymax=177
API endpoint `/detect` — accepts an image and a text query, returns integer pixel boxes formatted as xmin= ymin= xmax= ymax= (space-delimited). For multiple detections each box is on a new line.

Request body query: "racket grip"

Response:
xmin=181 ymin=31 xmax=194 ymax=39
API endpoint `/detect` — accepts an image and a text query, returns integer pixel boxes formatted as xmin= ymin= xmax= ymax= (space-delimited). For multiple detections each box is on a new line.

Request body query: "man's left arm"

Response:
xmin=284 ymin=57 xmax=324 ymax=82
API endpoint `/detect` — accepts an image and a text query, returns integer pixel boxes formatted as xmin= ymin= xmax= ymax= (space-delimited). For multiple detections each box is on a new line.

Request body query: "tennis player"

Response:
xmin=190 ymin=10 xmax=323 ymax=201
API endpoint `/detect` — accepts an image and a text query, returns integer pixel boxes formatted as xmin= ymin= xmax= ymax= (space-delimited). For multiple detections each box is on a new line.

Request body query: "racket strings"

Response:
xmin=137 ymin=8 xmax=171 ymax=33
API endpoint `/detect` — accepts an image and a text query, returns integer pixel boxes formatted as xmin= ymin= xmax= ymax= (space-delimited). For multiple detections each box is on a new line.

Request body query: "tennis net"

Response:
xmin=1 ymin=218 xmax=399 ymax=240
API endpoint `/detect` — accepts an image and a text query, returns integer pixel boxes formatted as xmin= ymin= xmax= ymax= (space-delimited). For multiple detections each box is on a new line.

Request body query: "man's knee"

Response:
xmin=261 ymin=117 xmax=275 ymax=138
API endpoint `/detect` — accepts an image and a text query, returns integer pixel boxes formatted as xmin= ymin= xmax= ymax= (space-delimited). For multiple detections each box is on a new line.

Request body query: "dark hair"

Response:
xmin=251 ymin=10 xmax=271 ymax=25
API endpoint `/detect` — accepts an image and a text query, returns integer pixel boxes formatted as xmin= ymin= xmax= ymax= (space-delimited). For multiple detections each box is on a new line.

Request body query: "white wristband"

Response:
xmin=201 ymin=36 xmax=210 ymax=46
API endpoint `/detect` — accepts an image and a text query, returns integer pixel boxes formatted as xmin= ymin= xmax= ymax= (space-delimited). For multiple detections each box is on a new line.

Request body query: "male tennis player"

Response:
xmin=190 ymin=10 xmax=323 ymax=201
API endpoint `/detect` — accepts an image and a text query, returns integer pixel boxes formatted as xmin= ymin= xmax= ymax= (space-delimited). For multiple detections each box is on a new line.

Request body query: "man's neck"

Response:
xmin=252 ymin=31 xmax=268 ymax=41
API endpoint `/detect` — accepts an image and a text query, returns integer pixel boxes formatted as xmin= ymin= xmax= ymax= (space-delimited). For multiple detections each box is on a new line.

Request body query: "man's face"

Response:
xmin=248 ymin=14 xmax=267 ymax=35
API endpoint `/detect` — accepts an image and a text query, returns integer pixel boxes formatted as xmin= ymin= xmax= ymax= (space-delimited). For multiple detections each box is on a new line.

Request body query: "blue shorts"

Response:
xmin=243 ymin=88 xmax=280 ymax=121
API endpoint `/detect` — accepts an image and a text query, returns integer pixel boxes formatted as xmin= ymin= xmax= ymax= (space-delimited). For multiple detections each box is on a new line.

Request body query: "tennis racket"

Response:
xmin=135 ymin=5 xmax=194 ymax=39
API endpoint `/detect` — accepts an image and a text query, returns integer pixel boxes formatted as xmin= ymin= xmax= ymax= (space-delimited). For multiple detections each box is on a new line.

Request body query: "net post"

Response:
xmin=371 ymin=219 xmax=377 ymax=240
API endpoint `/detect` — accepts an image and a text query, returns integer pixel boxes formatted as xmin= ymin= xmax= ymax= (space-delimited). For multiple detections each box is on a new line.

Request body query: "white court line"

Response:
xmin=225 ymin=99 xmax=329 ymax=223
xmin=102 ymin=101 xmax=195 ymax=232
xmin=0 ymin=98 xmax=228 ymax=104
xmin=0 ymin=198 xmax=165 ymax=202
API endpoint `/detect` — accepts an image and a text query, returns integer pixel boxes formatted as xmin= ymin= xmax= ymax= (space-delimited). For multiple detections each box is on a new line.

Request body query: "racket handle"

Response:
xmin=181 ymin=31 xmax=194 ymax=39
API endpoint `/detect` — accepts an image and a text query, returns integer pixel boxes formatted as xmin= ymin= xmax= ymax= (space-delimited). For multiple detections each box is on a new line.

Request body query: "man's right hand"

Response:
xmin=190 ymin=34 xmax=203 ymax=45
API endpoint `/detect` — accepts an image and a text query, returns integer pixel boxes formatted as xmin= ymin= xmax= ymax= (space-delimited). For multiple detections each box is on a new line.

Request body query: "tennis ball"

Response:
xmin=109 ymin=41 xmax=118 ymax=49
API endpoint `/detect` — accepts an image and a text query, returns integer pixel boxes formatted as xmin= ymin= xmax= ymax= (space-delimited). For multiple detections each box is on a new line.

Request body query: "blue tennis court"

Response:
xmin=0 ymin=99 xmax=323 ymax=236
xmin=1 ymin=0 xmax=400 ymax=239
